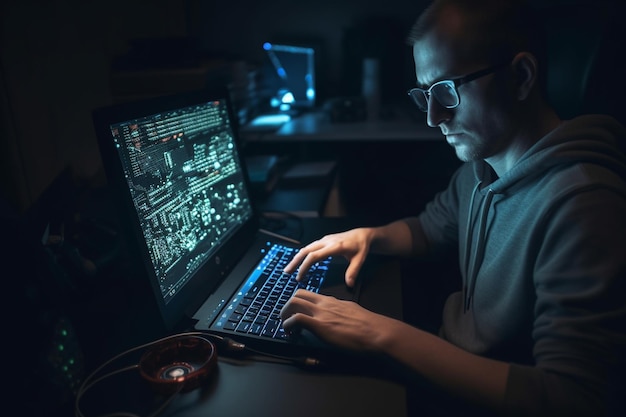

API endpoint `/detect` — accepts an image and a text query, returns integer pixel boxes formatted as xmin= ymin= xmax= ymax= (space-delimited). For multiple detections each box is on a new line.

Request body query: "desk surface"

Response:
xmin=77 ymin=218 xmax=408 ymax=417
xmin=241 ymin=108 xmax=444 ymax=142
xmin=161 ymin=358 xmax=406 ymax=417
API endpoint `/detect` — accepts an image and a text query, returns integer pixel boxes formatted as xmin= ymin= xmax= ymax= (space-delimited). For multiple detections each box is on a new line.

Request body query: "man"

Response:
xmin=279 ymin=0 xmax=626 ymax=415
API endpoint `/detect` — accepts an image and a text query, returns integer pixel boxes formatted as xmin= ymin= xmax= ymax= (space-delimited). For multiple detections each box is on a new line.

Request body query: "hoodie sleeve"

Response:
xmin=503 ymin=185 xmax=626 ymax=417
xmin=410 ymin=163 xmax=475 ymax=255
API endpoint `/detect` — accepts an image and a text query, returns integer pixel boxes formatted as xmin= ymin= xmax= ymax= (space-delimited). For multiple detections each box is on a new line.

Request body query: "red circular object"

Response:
xmin=139 ymin=335 xmax=217 ymax=394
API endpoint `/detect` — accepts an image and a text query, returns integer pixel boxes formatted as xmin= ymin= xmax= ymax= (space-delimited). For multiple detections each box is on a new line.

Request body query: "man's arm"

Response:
xmin=378 ymin=314 xmax=509 ymax=412
xmin=280 ymin=291 xmax=509 ymax=413
xmin=369 ymin=218 xmax=430 ymax=256
xmin=283 ymin=218 xmax=429 ymax=285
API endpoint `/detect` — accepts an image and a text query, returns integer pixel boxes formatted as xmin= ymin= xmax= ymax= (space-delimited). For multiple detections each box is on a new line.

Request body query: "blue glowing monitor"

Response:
xmin=260 ymin=42 xmax=316 ymax=112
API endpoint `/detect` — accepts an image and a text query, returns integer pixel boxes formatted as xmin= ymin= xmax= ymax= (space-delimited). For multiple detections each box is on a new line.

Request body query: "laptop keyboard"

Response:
xmin=215 ymin=243 xmax=331 ymax=340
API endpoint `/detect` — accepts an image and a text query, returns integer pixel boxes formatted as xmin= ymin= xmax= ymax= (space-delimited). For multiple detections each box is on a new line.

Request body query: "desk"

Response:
xmin=253 ymin=160 xmax=339 ymax=217
xmin=258 ymin=182 xmax=337 ymax=217
xmin=240 ymin=107 xmax=444 ymax=142
xmin=160 ymin=358 xmax=406 ymax=417
xmin=74 ymin=218 xmax=408 ymax=417
xmin=241 ymin=109 xmax=461 ymax=224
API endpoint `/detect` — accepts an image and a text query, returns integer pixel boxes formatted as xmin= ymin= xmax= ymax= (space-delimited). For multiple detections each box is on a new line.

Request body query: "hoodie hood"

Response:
xmin=463 ymin=114 xmax=626 ymax=311
xmin=474 ymin=114 xmax=626 ymax=193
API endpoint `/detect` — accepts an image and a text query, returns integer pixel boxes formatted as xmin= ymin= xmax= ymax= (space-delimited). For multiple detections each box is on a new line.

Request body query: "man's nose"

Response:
xmin=426 ymin=98 xmax=452 ymax=127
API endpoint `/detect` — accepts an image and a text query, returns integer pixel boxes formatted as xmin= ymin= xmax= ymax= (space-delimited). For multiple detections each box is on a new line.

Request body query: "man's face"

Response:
xmin=412 ymin=30 xmax=516 ymax=163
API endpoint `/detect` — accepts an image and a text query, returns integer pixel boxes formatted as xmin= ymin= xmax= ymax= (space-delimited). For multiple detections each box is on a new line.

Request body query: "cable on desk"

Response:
xmin=74 ymin=331 xmax=323 ymax=417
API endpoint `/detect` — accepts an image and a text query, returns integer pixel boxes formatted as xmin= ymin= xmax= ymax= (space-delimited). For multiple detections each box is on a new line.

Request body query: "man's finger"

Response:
xmin=291 ymin=288 xmax=324 ymax=302
xmin=280 ymin=290 xmax=318 ymax=320
xmin=281 ymin=311 xmax=318 ymax=333
xmin=283 ymin=240 xmax=323 ymax=273
xmin=344 ymin=252 xmax=366 ymax=287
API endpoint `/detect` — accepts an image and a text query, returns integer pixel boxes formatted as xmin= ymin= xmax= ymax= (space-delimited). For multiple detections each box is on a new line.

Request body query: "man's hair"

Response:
xmin=407 ymin=0 xmax=547 ymax=90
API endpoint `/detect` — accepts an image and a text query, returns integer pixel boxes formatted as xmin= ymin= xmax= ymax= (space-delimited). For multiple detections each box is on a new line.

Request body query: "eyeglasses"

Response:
xmin=407 ymin=62 xmax=509 ymax=112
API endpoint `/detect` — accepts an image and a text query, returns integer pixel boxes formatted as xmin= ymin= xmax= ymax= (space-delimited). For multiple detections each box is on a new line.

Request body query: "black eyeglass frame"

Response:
xmin=407 ymin=62 xmax=510 ymax=112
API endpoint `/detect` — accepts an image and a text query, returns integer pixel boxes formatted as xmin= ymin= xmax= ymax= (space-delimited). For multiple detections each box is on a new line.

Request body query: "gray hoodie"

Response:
xmin=407 ymin=114 xmax=626 ymax=416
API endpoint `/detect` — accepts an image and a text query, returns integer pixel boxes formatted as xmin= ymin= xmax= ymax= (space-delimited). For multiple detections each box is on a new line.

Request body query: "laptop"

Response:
xmin=92 ymin=88 xmax=360 ymax=359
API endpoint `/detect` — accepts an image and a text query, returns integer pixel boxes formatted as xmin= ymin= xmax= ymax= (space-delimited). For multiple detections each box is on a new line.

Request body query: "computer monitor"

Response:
xmin=259 ymin=42 xmax=316 ymax=113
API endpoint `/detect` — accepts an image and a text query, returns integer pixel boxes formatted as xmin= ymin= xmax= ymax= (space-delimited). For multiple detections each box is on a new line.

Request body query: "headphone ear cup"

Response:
xmin=138 ymin=335 xmax=217 ymax=394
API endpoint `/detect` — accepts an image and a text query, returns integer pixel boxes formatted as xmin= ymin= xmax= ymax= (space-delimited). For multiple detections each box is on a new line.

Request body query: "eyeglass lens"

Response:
xmin=409 ymin=81 xmax=459 ymax=112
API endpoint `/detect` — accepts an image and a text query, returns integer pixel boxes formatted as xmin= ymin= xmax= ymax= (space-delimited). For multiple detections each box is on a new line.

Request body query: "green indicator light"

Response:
xmin=58 ymin=344 xmax=64 ymax=351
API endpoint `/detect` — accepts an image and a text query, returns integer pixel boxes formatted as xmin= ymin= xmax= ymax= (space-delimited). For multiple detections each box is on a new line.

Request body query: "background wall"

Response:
xmin=0 ymin=0 xmax=191 ymax=210
xmin=187 ymin=0 xmax=424 ymax=100
xmin=0 ymin=0 xmax=428 ymax=213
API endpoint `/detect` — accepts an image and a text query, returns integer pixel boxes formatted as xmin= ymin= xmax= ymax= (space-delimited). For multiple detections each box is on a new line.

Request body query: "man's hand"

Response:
xmin=283 ymin=228 xmax=374 ymax=287
xmin=280 ymin=289 xmax=396 ymax=352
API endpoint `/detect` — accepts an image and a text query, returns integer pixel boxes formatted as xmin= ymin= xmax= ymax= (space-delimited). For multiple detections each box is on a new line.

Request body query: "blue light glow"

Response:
xmin=250 ymin=114 xmax=292 ymax=126
xmin=281 ymin=91 xmax=295 ymax=104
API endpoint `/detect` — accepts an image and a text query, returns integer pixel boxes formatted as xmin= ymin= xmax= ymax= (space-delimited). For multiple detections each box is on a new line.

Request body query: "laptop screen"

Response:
xmin=94 ymin=89 xmax=259 ymax=329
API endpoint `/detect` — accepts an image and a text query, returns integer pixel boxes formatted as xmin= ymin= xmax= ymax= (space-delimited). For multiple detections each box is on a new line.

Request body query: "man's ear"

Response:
xmin=511 ymin=51 xmax=538 ymax=101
